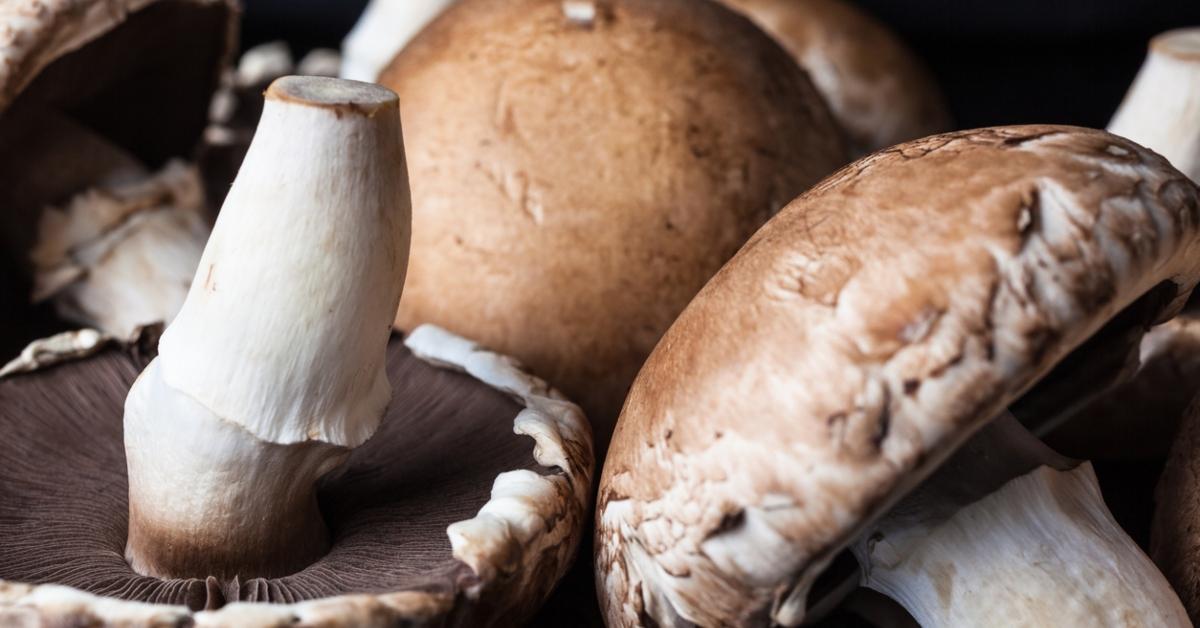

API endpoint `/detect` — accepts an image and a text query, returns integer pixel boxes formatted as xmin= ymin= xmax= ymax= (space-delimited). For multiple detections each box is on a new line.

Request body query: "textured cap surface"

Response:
xmin=597 ymin=125 xmax=1200 ymax=626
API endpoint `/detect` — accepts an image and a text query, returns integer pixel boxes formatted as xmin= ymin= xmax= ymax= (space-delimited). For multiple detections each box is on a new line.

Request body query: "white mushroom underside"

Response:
xmin=855 ymin=464 xmax=1188 ymax=627
xmin=0 ymin=324 xmax=593 ymax=625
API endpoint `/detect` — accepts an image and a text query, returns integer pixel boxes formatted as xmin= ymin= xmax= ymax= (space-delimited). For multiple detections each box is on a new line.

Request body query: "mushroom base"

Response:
xmin=124 ymin=358 xmax=346 ymax=579
xmin=855 ymin=464 xmax=1188 ymax=626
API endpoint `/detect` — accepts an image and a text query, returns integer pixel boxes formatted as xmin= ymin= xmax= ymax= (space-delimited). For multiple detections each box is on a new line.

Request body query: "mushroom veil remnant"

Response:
xmin=1110 ymin=27 xmax=1200 ymax=181
xmin=0 ymin=0 xmax=236 ymax=353
xmin=0 ymin=75 xmax=592 ymax=625
xmin=597 ymin=125 xmax=1200 ymax=626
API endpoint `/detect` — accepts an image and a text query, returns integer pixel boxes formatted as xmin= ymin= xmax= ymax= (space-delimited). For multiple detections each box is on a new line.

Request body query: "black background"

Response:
xmin=241 ymin=0 xmax=1200 ymax=131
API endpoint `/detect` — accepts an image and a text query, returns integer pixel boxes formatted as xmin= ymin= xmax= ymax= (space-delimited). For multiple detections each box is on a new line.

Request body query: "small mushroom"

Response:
xmin=0 ymin=76 xmax=592 ymax=625
xmin=596 ymin=126 xmax=1200 ymax=626
xmin=0 ymin=0 xmax=235 ymax=350
xmin=379 ymin=0 xmax=847 ymax=450
xmin=718 ymin=0 xmax=952 ymax=155
xmin=340 ymin=0 xmax=456 ymax=82
xmin=1109 ymin=27 xmax=1200 ymax=181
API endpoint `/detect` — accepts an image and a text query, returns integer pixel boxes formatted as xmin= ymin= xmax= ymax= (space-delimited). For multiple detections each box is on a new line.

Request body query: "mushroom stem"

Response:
xmin=124 ymin=76 xmax=409 ymax=579
xmin=852 ymin=415 xmax=1188 ymax=627
xmin=1109 ymin=28 xmax=1200 ymax=181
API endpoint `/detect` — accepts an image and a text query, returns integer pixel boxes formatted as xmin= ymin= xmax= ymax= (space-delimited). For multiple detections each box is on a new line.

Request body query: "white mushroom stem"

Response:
xmin=340 ymin=0 xmax=456 ymax=81
xmin=1109 ymin=28 xmax=1200 ymax=181
xmin=852 ymin=415 xmax=1188 ymax=627
xmin=124 ymin=76 xmax=410 ymax=579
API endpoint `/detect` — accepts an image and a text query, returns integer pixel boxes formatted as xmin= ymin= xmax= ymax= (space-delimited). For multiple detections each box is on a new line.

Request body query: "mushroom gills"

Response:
xmin=0 ymin=334 xmax=540 ymax=610
xmin=852 ymin=414 xmax=1188 ymax=627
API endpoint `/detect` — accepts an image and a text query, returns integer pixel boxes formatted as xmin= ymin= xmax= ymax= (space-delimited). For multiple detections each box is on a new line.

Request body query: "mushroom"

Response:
xmin=596 ymin=125 xmax=1200 ymax=626
xmin=1109 ymin=27 xmax=1200 ymax=181
xmin=0 ymin=76 xmax=592 ymax=625
xmin=1152 ymin=395 xmax=1200 ymax=623
xmin=340 ymin=0 xmax=456 ymax=82
xmin=0 ymin=0 xmax=235 ymax=353
xmin=718 ymin=0 xmax=951 ymax=155
xmin=379 ymin=0 xmax=847 ymax=451
xmin=1045 ymin=312 xmax=1200 ymax=461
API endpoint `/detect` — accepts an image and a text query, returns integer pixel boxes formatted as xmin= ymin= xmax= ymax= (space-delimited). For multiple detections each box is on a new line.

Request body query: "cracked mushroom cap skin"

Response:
xmin=719 ymin=0 xmax=951 ymax=156
xmin=0 ymin=0 xmax=236 ymax=352
xmin=0 ymin=326 xmax=593 ymax=626
xmin=596 ymin=125 xmax=1200 ymax=627
xmin=380 ymin=0 xmax=847 ymax=451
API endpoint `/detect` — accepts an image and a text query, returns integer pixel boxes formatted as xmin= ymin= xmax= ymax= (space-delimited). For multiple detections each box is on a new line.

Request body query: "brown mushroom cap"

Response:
xmin=380 ymin=0 xmax=847 ymax=449
xmin=596 ymin=125 xmax=1200 ymax=626
xmin=1152 ymin=394 xmax=1200 ymax=624
xmin=0 ymin=329 xmax=593 ymax=625
xmin=0 ymin=0 xmax=235 ymax=353
xmin=719 ymin=0 xmax=951 ymax=155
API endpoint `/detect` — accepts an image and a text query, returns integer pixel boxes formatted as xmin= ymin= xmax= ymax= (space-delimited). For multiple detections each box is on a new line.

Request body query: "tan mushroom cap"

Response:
xmin=719 ymin=0 xmax=951 ymax=155
xmin=596 ymin=125 xmax=1200 ymax=626
xmin=381 ymin=0 xmax=846 ymax=447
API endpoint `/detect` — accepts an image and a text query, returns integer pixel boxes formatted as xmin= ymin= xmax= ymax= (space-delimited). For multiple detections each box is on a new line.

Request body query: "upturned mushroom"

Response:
xmin=597 ymin=125 xmax=1200 ymax=626
xmin=340 ymin=0 xmax=455 ymax=82
xmin=0 ymin=0 xmax=235 ymax=353
xmin=718 ymin=0 xmax=951 ymax=155
xmin=1109 ymin=27 xmax=1200 ymax=181
xmin=0 ymin=76 xmax=592 ymax=626
xmin=380 ymin=0 xmax=846 ymax=450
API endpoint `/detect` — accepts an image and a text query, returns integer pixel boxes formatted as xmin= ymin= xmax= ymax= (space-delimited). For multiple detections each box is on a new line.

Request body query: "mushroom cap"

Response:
xmin=0 ymin=325 xmax=593 ymax=626
xmin=718 ymin=0 xmax=951 ymax=155
xmin=0 ymin=0 xmax=235 ymax=353
xmin=381 ymin=0 xmax=846 ymax=447
xmin=596 ymin=125 xmax=1200 ymax=626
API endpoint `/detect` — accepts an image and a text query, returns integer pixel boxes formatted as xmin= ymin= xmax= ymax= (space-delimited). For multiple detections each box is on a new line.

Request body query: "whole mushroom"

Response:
xmin=718 ymin=0 xmax=951 ymax=155
xmin=380 ymin=0 xmax=847 ymax=450
xmin=0 ymin=76 xmax=593 ymax=626
xmin=0 ymin=0 xmax=236 ymax=354
xmin=597 ymin=125 xmax=1200 ymax=626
